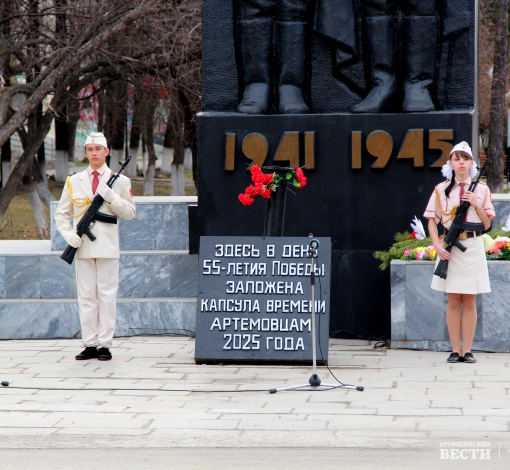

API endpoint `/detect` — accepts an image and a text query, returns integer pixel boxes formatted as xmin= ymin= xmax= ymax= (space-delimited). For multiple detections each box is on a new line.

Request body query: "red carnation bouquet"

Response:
xmin=238 ymin=165 xmax=307 ymax=206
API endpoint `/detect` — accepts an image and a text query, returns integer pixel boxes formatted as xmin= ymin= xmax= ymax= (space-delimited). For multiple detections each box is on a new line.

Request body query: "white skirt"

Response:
xmin=431 ymin=235 xmax=491 ymax=294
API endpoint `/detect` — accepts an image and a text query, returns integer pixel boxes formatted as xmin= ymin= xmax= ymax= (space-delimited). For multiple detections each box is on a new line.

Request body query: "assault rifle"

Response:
xmin=60 ymin=156 xmax=132 ymax=265
xmin=434 ymin=155 xmax=490 ymax=279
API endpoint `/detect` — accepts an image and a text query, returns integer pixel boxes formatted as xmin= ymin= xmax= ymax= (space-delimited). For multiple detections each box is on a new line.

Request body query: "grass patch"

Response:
xmin=0 ymin=177 xmax=196 ymax=240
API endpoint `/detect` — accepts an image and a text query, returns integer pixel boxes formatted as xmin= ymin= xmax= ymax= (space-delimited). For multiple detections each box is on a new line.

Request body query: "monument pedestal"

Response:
xmin=198 ymin=111 xmax=473 ymax=339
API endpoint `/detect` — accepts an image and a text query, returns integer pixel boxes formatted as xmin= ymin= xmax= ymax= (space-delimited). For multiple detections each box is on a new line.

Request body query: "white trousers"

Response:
xmin=75 ymin=258 xmax=119 ymax=348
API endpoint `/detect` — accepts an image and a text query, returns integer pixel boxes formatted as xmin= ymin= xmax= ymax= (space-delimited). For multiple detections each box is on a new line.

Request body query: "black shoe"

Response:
xmin=447 ymin=352 xmax=463 ymax=363
xmin=75 ymin=347 xmax=98 ymax=361
xmin=97 ymin=347 xmax=112 ymax=361
xmin=463 ymin=352 xmax=477 ymax=363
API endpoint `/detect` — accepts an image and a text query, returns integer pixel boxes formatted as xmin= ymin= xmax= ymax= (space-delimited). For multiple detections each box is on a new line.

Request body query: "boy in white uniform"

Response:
xmin=55 ymin=132 xmax=136 ymax=361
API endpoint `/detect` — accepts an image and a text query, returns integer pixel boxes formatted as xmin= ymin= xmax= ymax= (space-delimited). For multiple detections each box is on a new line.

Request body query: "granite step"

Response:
xmin=0 ymin=241 xmax=197 ymax=300
xmin=0 ymin=297 xmax=197 ymax=340
xmin=50 ymin=196 xmax=197 ymax=252
xmin=0 ymin=241 xmax=198 ymax=340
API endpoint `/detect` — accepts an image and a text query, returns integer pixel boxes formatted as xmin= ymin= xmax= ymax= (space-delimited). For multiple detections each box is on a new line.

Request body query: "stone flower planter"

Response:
xmin=391 ymin=260 xmax=510 ymax=352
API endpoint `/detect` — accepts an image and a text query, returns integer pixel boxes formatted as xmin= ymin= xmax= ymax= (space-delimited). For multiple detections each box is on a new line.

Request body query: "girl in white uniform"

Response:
xmin=424 ymin=142 xmax=494 ymax=364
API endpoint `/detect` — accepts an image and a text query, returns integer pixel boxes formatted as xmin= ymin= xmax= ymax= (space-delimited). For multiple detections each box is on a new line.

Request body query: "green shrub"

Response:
xmin=373 ymin=231 xmax=432 ymax=271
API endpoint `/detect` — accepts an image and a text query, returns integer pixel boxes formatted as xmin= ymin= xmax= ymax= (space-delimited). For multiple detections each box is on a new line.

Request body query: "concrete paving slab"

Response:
xmin=1 ymin=337 xmax=510 ymax=469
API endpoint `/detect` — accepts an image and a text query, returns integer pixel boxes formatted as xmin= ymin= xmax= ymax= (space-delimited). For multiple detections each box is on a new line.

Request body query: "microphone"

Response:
xmin=309 ymin=238 xmax=320 ymax=251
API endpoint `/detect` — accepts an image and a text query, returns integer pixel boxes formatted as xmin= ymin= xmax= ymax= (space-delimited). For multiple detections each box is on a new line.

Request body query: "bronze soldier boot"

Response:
xmin=351 ymin=16 xmax=396 ymax=113
xmin=401 ymin=15 xmax=438 ymax=113
xmin=237 ymin=19 xmax=272 ymax=114
xmin=277 ymin=21 xmax=309 ymax=114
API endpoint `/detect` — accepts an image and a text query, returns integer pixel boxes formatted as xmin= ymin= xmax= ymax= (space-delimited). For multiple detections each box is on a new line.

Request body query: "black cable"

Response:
xmin=316 ymin=271 xmax=363 ymax=390
xmin=0 ymin=382 xmax=356 ymax=394
xmin=0 ymin=384 xmax=268 ymax=393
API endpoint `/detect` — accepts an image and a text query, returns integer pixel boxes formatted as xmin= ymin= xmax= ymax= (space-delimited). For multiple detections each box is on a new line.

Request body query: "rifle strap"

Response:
xmin=65 ymin=176 xmax=91 ymax=218
xmin=434 ymin=187 xmax=458 ymax=224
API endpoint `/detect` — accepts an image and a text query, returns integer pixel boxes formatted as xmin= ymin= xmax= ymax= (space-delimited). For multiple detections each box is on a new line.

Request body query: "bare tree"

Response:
xmin=486 ymin=0 xmax=509 ymax=192
xmin=142 ymin=82 xmax=160 ymax=196
xmin=0 ymin=0 xmax=201 ymax=227
xmin=126 ymin=86 xmax=143 ymax=177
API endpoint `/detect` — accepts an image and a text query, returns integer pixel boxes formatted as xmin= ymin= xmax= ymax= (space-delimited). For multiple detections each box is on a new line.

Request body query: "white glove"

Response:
xmin=67 ymin=233 xmax=83 ymax=248
xmin=97 ymin=183 xmax=115 ymax=203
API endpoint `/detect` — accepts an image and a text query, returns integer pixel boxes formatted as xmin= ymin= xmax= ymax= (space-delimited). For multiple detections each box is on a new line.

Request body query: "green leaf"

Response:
xmin=285 ymin=172 xmax=293 ymax=180
xmin=292 ymin=178 xmax=301 ymax=187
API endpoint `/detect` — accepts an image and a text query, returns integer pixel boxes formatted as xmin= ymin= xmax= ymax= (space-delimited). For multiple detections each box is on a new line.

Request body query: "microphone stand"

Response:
xmin=270 ymin=240 xmax=364 ymax=394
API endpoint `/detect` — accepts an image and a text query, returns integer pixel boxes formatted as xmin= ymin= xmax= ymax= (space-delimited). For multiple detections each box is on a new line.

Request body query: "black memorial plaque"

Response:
xmin=194 ymin=236 xmax=331 ymax=364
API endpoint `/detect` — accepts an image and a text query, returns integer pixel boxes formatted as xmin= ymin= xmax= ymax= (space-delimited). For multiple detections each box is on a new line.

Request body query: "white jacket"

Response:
xmin=54 ymin=168 xmax=136 ymax=259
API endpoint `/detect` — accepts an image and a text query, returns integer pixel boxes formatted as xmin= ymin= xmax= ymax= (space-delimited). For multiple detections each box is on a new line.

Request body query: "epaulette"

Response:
xmin=66 ymin=176 xmax=91 ymax=218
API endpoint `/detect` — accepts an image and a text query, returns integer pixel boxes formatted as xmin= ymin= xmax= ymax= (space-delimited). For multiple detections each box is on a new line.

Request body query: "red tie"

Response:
xmin=92 ymin=171 xmax=99 ymax=194
xmin=459 ymin=183 xmax=466 ymax=220
xmin=459 ymin=182 xmax=466 ymax=201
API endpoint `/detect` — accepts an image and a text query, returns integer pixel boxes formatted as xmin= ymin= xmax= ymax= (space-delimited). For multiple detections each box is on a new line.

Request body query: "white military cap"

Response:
xmin=449 ymin=141 xmax=473 ymax=158
xmin=85 ymin=132 xmax=108 ymax=149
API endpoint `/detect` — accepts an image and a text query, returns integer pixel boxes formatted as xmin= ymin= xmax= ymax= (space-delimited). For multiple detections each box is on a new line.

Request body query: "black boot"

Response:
xmin=401 ymin=16 xmax=437 ymax=113
xmin=351 ymin=16 xmax=396 ymax=113
xmin=277 ymin=21 xmax=309 ymax=114
xmin=237 ymin=19 xmax=272 ymax=115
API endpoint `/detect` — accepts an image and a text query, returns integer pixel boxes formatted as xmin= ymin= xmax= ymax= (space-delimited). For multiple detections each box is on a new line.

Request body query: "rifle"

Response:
xmin=60 ymin=156 xmax=132 ymax=265
xmin=434 ymin=155 xmax=490 ymax=279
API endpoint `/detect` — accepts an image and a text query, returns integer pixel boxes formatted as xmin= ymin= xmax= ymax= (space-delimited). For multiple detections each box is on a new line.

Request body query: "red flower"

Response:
xmin=239 ymin=193 xmax=254 ymax=206
xmin=294 ymin=167 xmax=307 ymax=188
xmin=489 ymin=240 xmax=507 ymax=254
xmin=260 ymin=187 xmax=272 ymax=198
xmin=410 ymin=231 xmax=418 ymax=239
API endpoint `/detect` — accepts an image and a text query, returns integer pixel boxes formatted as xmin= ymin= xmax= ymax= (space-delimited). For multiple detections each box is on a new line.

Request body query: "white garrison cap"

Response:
xmin=85 ymin=132 xmax=108 ymax=149
xmin=450 ymin=141 xmax=473 ymax=158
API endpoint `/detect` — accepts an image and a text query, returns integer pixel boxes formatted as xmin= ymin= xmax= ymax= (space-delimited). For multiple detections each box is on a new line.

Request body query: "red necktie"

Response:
xmin=92 ymin=171 xmax=99 ymax=194
xmin=459 ymin=183 xmax=466 ymax=220
xmin=459 ymin=182 xmax=466 ymax=201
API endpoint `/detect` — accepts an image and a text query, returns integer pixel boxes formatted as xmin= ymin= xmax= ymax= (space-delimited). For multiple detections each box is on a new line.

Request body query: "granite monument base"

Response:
xmin=391 ymin=260 xmax=510 ymax=352
xmin=0 ymin=197 xmax=198 ymax=340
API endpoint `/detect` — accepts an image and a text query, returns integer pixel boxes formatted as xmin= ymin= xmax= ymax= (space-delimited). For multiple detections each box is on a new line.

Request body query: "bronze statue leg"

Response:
xmin=237 ymin=0 xmax=274 ymax=114
xmin=236 ymin=0 xmax=312 ymax=115
xmin=351 ymin=15 xmax=397 ymax=113
xmin=276 ymin=20 xmax=309 ymax=114
xmin=276 ymin=0 xmax=312 ymax=114
xmin=401 ymin=1 xmax=438 ymax=112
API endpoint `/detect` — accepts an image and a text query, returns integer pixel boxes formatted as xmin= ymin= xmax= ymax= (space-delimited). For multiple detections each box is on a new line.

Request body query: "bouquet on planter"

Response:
xmin=374 ymin=216 xmax=434 ymax=270
xmin=485 ymin=235 xmax=510 ymax=260
xmin=375 ymin=216 xmax=510 ymax=269
xmin=401 ymin=245 xmax=437 ymax=261
xmin=238 ymin=164 xmax=307 ymax=206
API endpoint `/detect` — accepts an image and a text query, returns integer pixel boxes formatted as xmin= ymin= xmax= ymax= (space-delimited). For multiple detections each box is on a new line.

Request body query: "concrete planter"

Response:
xmin=391 ymin=260 xmax=510 ymax=352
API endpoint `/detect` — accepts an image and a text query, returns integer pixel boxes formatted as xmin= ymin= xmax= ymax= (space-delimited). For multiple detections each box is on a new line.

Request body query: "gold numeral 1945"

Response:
xmin=351 ymin=129 xmax=454 ymax=169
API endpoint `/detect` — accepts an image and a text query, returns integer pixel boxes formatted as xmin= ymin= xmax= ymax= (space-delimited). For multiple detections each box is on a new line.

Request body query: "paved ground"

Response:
xmin=0 ymin=337 xmax=509 ymax=469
